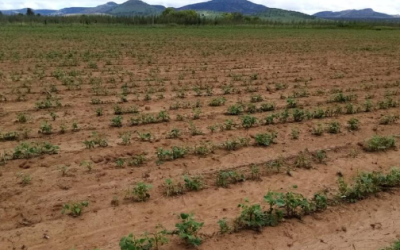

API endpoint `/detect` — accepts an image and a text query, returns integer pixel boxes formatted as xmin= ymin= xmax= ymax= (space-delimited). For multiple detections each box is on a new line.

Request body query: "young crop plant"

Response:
xmin=80 ymin=161 xmax=94 ymax=172
xmin=194 ymin=143 xmax=215 ymax=157
xmin=163 ymin=179 xmax=185 ymax=197
xmin=227 ymin=103 xmax=245 ymax=115
xmin=84 ymin=132 xmax=108 ymax=149
xmin=292 ymin=109 xmax=306 ymax=122
xmin=347 ymin=118 xmax=360 ymax=131
xmin=216 ymin=170 xmax=245 ymax=188
xmin=192 ymin=108 xmax=201 ymax=120
xmin=208 ymin=124 xmax=218 ymax=133
xmin=291 ymin=128 xmax=300 ymax=140
xmin=246 ymin=103 xmax=257 ymax=114
xmin=16 ymin=113 xmax=28 ymax=123
xmin=254 ymin=132 xmax=278 ymax=147
xmin=241 ymin=115 xmax=257 ymax=129
xmin=223 ymin=119 xmax=236 ymax=130
xmin=0 ymin=131 xmax=20 ymax=141
xmin=166 ymin=128 xmax=181 ymax=139
xmin=327 ymin=121 xmax=341 ymax=134
xmin=188 ymin=122 xmax=204 ymax=136
xmin=314 ymin=150 xmax=327 ymax=163
xmin=234 ymin=201 xmax=267 ymax=231
xmin=379 ymin=239 xmax=400 ymax=250
xmin=119 ymin=132 xmax=132 ymax=145
xmin=264 ymin=114 xmax=277 ymax=125
xmin=157 ymin=110 xmax=170 ymax=122
xmin=363 ymin=135 xmax=396 ymax=152
xmin=71 ymin=121 xmax=79 ymax=132
xmin=380 ymin=114 xmax=399 ymax=125
xmin=295 ymin=151 xmax=312 ymax=169
xmin=111 ymin=116 xmax=123 ymax=127
xmin=338 ymin=168 xmax=400 ymax=203
xmin=250 ymin=94 xmax=263 ymax=103
xmin=312 ymin=108 xmax=325 ymax=119
xmin=91 ymin=98 xmax=103 ymax=105
xmin=156 ymin=146 xmax=188 ymax=163
xmin=127 ymin=154 xmax=147 ymax=167
xmin=312 ymin=124 xmax=324 ymax=136
xmin=13 ymin=142 xmax=59 ymax=159
xmin=209 ymin=97 xmax=227 ymax=107
xmin=330 ymin=93 xmax=357 ymax=103
xmin=17 ymin=173 xmax=32 ymax=186
xmin=364 ymin=100 xmax=374 ymax=112
xmin=221 ymin=137 xmax=250 ymax=151
xmin=218 ymin=218 xmax=231 ymax=234
xmin=137 ymin=132 xmax=153 ymax=142
xmin=119 ymin=226 xmax=169 ymax=250
xmin=116 ymin=158 xmax=125 ymax=168
xmin=129 ymin=183 xmax=152 ymax=202
xmin=50 ymin=112 xmax=58 ymax=121
xmin=38 ymin=121 xmax=53 ymax=135
xmin=259 ymin=102 xmax=276 ymax=112
xmin=60 ymin=123 xmax=67 ymax=134
xmin=278 ymin=109 xmax=290 ymax=123
xmin=62 ymin=201 xmax=89 ymax=217
xmin=286 ymin=97 xmax=297 ymax=108
xmin=378 ymin=97 xmax=399 ymax=110
xmin=172 ymin=213 xmax=204 ymax=247
xmin=183 ymin=175 xmax=205 ymax=191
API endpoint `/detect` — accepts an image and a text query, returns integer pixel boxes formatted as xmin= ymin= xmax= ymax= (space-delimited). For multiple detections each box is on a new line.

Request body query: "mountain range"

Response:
xmin=314 ymin=8 xmax=395 ymax=19
xmin=1 ymin=0 xmax=399 ymax=20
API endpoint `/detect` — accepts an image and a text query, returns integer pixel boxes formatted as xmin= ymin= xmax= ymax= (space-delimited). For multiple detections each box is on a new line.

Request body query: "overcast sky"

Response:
xmin=1 ymin=0 xmax=399 ymax=15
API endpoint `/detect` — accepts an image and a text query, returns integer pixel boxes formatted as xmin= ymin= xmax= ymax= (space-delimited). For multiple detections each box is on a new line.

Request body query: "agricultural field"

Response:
xmin=0 ymin=25 xmax=400 ymax=250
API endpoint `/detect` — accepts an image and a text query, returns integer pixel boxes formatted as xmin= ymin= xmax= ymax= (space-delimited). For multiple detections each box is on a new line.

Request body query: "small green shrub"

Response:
xmin=39 ymin=121 xmax=53 ymax=134
xmin=363 ymin=136 xmax=396 ymax=152
xmin=338 ymin=168 xmax=400 ymax=202
xmin=295 ymin=151 xmax=312 ymax=169
xmin=379 ymin=240 xmax=400 ymax=250
xmin=173 ymin=213 xmax=204 ymax=247
xmin=254 ymin=132 xmax=277 ymax=147
xmin=227 ymin=103 xmax=244 ymax=115
xmin=62 ymin=201 xmax=89 ymax=217
xmin=120 ymin=226 xmax=169 ymax=250
xmin=221 ymin=137 xmax=250 ymax=151
xmin=13 ymin=142 xmax=59 ymax=159
xmin=241 ymin=115 xmax=257 ymax=129
xmin=327 ymin=121 xmax=341 ymax=134
xmin=184 ymin=175 xmax=204 ymax=191
xmin=163 ymin=179 xmax=184 ymax=197
xmin=380 ymin=115 xmax=399 ymax=125
xmin=130 ymin=183 xmax=152 ymax=202
xmin=347 ymin=118 xmax=360 ymax=131
xmin=312 ymin=124 xmax=324 ymax=136
xmin=216 ymin=170 xmax=245 ymax=188
xmin=111 ymin=116 xmax=123 ymax=127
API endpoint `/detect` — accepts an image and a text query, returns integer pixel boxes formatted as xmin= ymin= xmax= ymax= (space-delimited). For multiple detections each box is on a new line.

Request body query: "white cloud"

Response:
xmin=0 ymin=0 xmax=399 ymax=15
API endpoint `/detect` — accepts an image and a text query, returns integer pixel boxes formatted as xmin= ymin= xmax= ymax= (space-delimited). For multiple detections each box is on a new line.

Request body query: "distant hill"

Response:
xmin=107 ymin=0 xmax=165 ymax=16
xmin=0 ymin=0 xmax=164 ymax=16
xmin=82 ymin=2 xmax=118 ymax=14
xmin=257 ymin=8 xmax=317 ymax=22
xmin=1 ymin=8 xmax=56 ymax=15
xmin=314 ymin=8 xmax=394 ymax=19
xmin=178 ymin=0 xmax=268 ymax=15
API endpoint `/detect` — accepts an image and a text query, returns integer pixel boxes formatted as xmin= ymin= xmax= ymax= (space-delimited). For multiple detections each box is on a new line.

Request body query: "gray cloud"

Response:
xmin=1 ymin=0 xmax=399 ymax=15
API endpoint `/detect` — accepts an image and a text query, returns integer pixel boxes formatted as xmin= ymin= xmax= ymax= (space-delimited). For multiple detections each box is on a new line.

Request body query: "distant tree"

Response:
xmin=26 ymin=8 xmax=35 ymax=16
xmin=161 ymin=7 xmax=175 ymax=16
xmin=0 ymin=11 xmax=3 ymax=16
